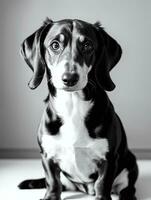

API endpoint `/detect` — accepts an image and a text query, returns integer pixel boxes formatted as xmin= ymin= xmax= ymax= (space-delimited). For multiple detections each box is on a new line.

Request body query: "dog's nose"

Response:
xmin=62 ymin=72 xmax=79 ymax=86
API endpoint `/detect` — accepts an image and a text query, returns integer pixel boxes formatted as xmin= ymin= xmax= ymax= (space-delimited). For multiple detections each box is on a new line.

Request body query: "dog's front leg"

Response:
xmin=94 ymin=154 xmax=118 ymax=200
xmin=41 ymin=154 xmax=62 ymax=200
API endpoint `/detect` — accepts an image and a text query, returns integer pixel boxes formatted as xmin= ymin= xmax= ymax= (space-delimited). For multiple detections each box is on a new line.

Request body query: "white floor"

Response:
xmin=0 ymin=159 xmax=151 ymax=200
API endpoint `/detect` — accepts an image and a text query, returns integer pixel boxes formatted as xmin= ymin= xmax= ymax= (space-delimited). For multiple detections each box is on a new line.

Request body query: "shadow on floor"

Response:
xmin=62 ymin=173 xmax=151 ymax=200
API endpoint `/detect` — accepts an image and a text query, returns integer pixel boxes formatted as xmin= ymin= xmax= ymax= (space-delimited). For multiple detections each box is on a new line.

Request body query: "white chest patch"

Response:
xmin=42 ymin=91 xmax=109 ymax=183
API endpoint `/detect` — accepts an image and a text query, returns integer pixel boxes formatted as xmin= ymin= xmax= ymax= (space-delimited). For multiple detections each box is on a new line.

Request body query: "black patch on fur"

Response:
xmin=45 ymin=67 xmax=56 ymax=97
xmin=44 ymin=95 xmax=50 ymax=103
xmin=72 ymin=20 xmax=97 ymax=67
xmin=47 ymin=82 xmax=56 ymax=97
xmin=89 ymin=172 xmax=98 ymax=181
xmin=45 ymin=107 xmax=62 ymax=135
xmin=18 ymin=178 xmax=46 ymax=189
xmin=62 ymin=170 xmax=73 ymax=179
xmin=84 ymin=85 xmax=113 ymax=139
xmin=73 ymin=49 xmax=84 ymax=66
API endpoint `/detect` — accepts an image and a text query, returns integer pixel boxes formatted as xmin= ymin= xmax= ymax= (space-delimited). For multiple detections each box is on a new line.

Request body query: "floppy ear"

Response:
xmin=21 ymin=19 xmax=52 ymax=89
xmin=94 ymin=23 xmax=122 ymax=91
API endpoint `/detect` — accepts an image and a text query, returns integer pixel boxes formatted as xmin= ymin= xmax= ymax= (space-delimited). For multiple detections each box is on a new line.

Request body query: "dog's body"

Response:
xmin=19 ymin=19 xmax=138 ymax=200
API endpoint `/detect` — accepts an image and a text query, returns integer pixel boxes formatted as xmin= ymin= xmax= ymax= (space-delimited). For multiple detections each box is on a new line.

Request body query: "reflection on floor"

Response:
xmin=0 ymin=159 xmax=151 ymax=200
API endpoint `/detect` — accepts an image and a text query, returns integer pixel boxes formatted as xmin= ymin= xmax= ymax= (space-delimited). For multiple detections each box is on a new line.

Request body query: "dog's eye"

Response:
xmin=82 ymin=41 xmax=94 ymax=53
xmin=50 ymin=41 xmax=60 ymax=51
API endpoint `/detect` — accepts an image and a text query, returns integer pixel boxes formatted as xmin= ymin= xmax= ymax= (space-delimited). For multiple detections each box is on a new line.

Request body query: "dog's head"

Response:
xmin=21 ymin=18 xmax=122 ymax=92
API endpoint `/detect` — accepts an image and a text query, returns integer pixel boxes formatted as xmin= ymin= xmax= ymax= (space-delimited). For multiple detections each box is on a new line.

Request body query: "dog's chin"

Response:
xmin=55 ymin=84 xmax=86 ymax=92
xmin=53 ymin=80 xmax=88 ymax=92
xmin=60 ymin=86 xmax=83 ymax=92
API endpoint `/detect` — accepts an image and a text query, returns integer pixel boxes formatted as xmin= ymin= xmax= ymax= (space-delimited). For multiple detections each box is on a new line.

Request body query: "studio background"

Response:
xmin=0 ymin=0 xmax=151 ymax=158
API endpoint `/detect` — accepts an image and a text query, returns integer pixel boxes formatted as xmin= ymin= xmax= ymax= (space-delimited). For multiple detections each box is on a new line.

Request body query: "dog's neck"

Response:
xmin=47 ymin=83 xmax=110 ymax=117
xmin=45 ymin=89 xmax=93 ymax=142
xmin=45 ymin=86 xmax=112 ymax=139
xmin=51 ymin=89 xmax=93 ymax=119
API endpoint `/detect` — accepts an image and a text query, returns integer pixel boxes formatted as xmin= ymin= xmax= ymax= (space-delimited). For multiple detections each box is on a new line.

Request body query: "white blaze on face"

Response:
xmin=49 ymin=59 xmax=68 ymax=88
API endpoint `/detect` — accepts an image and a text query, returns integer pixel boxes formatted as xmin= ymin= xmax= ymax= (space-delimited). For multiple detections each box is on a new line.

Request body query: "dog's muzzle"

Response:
xmin=62 ymin=72 xmax=79 ymax=87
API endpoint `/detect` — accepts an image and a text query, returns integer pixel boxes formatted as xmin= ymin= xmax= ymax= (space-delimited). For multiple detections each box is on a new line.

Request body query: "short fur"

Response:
xmin=19 ymin=18 xmax=138 ymax=200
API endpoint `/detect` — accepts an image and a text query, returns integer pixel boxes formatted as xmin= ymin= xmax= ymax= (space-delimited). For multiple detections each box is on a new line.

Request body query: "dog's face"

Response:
xmin=44 ymin=20 xmax=98 ymax=91
xmin=21 ymin=18 xmax=122 ymax=92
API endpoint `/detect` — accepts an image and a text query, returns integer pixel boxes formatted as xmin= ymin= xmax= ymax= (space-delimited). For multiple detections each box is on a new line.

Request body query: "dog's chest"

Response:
xmin=42 ymin=91 xmax=109 ymax=183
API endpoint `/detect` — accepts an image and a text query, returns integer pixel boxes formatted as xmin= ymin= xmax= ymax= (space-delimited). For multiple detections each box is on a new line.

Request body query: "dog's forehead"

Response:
xmin=44 ymin=19 xmax=97 ymax=43
xmin=72 ymin=20 xmax=96 ymax=38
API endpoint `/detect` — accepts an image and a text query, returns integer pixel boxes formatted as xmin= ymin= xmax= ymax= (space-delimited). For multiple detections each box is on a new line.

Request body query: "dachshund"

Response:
xmin=19 ymin=18 xmax=138 ymax=200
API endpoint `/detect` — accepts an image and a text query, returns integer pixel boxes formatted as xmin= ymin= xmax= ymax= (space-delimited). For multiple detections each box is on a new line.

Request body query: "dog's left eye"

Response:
xmin=82 ymin=41 xmax=94 ymax=53
xmin=50 ymin=41 xmax=60 ymax=51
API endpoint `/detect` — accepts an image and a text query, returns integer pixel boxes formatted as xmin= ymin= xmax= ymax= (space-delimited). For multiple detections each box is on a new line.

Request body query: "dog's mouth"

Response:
xmin=62 ymin=86 xmax=80 ymax=92
xmin=60 ymin=82 xmax=83 ymax=92
xmin=62 ymin=76 xmax=88 ymax=92
xmin=55 ymin=80 xmax=87 ymax=92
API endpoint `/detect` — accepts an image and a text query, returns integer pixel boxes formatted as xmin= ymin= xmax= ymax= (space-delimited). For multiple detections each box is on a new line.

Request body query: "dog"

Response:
xmin=19 ymin=18 xmax=138 ymax=200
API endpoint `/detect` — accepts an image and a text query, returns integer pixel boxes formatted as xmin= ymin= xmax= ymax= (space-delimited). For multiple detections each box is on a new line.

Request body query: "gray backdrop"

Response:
xmin=0 ymin=0 xmax=151 ymax=155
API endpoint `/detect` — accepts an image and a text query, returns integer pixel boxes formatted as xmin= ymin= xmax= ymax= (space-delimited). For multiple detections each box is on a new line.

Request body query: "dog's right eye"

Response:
xmin=50 ymin=41 xmax=60 ymax=51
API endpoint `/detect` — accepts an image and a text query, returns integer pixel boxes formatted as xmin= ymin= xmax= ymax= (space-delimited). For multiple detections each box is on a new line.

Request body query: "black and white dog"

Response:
xmin=19 ymin=18 xmax=138 ymax=200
